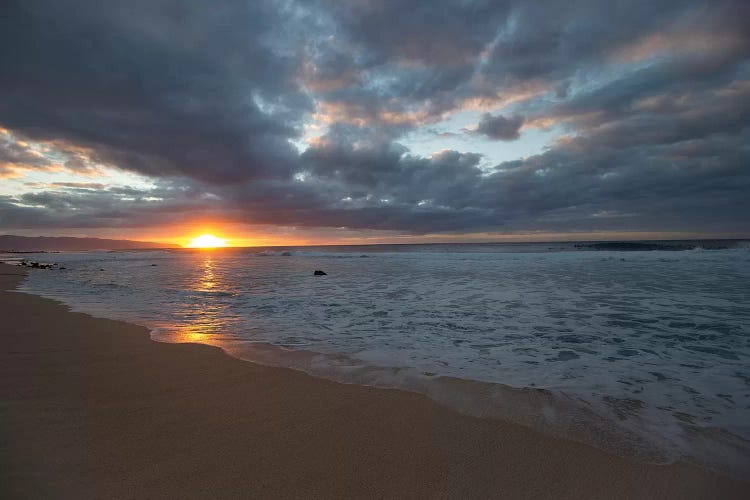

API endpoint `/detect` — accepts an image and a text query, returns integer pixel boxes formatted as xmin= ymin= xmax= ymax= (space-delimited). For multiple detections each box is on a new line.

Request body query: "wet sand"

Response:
xmin=0 ymin=263 xmax=746 ymax=499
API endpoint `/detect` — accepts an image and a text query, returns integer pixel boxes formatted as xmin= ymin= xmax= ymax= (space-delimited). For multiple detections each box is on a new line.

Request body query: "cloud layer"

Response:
xmin=1 ymin=0 xmax=749 ymax=237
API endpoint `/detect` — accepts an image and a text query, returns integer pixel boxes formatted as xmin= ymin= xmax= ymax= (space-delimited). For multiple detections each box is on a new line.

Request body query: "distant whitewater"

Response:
xmin=11 ymin=241 xmax=750 ymax=475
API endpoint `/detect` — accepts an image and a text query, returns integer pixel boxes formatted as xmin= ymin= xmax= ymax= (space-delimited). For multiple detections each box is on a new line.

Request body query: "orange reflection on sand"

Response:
xmin=169 ymin=324 xmax=214 ymax=344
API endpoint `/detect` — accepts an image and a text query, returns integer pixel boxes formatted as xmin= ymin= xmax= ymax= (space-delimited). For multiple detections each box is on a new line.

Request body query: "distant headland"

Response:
xmin=0 ymin=235 xmax=177 ymax=252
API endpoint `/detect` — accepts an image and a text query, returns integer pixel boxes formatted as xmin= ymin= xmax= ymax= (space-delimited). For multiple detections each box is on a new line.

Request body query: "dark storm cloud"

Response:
xmin=475 ymin=113 xmax=524 ymax=141
xmin=315 ymin=0 xmax=512 ymax=66
xmin=0 ymin=0 xmax=308 ymax=184
xmin=479 ymin=0 xmax=749 ymax=84
xmin=0 ymin=181 xmax=229 ymax=229
xmin=275 ymin=125 xmax=750 ymax=234
xmin=1 ymin=0 xmax=749 ymax=235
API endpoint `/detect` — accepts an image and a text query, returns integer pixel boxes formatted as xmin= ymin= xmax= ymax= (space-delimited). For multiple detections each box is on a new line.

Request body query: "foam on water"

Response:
xmin=10 ymin=243 xmax=750 ymax=475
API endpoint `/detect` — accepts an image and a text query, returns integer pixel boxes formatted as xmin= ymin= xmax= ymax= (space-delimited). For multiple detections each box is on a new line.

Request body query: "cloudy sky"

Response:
xmin=1 ymin=0 xmax=749 ymax=245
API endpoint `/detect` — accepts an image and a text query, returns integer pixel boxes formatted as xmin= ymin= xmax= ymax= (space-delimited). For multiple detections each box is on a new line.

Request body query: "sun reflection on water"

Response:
xmin=162 ymin=253 xmax=235 ymax=345
xmin=198 ymin=254 xmax=216 ymax=291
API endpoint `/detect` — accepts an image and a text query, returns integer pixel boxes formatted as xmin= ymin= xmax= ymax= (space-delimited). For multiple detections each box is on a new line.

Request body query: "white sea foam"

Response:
xmin=14 ymin=243 xmax=750 ymax=475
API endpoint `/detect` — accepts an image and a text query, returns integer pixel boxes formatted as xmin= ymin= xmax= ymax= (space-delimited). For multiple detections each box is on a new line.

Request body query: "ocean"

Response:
xmin=7 ymin=240 xmax=750 ymax=475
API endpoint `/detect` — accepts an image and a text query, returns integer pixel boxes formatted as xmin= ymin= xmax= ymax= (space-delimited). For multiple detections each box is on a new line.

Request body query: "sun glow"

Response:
xmin=186 ymin=234 xmax=228 ymax=248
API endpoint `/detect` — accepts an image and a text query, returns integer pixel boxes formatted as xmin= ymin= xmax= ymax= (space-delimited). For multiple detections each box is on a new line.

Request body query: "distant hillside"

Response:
xmin=0 ymin=235 xmax=176 ymax=252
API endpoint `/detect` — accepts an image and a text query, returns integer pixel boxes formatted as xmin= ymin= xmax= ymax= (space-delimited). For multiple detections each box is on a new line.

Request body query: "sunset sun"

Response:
xmin=186 ymin=234 xmax=227 ymax=248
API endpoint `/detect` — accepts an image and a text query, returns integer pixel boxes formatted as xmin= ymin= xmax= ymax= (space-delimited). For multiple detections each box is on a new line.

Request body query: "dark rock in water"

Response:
xmin=150 ymin=263 xmax=158 ymax=266
xmin=59 ymin=266 xmax=67 ymax=270
xmin=359 ymin=254 xmax=369 ymax=258
xmin=99 ymin=268 xmax=105 ymax=271
xmin=281 ymin=251 xmax=292 ymax=256
xmin=28 ymin=261 xmax=53 ymax=269
xmin=313 ymin=270 xmax=327 ymax=276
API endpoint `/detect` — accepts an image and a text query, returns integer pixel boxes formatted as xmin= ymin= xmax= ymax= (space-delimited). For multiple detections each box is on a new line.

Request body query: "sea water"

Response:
xmin=10 ymin=242 xmax=750 ymax=474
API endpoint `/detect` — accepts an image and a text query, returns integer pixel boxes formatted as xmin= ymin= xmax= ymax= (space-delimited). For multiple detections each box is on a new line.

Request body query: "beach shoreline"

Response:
xmin=1 ymin=263 xmax=746 ymax=499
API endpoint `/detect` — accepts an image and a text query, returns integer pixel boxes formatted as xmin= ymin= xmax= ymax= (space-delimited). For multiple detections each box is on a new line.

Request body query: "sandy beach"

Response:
xmin=0 ymin=263 xmax=746 ymax=499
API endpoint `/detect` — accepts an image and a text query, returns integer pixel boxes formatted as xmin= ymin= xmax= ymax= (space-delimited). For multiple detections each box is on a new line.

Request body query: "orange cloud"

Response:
xmin=715 ymin=79 xmax=750 ymax=98
xmin=23 ymin=181 xmax=107 ymax=190
xmin=0 ymin=163 xmax=27 ymax=179
xmin=455 ymin=81 xmax=550 ymax=114
xmin=312 ymin=101 xmax=431 ymax=128
xmin=611 ymin=31 xmax=745 ymax=63
xmin=0 ymin=161 xmax=66 ymax=179
xmin=1 ymin=129 xmax=111 ymax=180
xmin=311 ymin=80 xmax=549 ymax=134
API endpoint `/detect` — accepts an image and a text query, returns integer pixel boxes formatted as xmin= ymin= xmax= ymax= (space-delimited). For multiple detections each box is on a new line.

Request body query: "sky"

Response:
xmin=1 ymin=0 xmax=749 ymax=246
